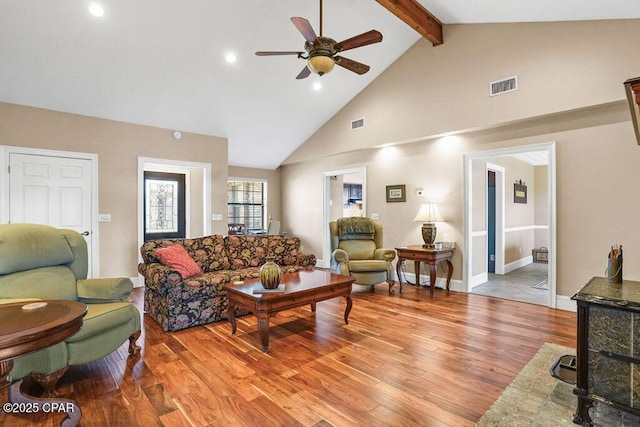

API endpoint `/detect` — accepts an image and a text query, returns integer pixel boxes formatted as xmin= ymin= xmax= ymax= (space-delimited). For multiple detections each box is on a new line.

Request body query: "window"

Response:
xmin=227 ymin=179 xmax=266 ymax=232
xmin=144 ymin=171 xmax=186 ymax=241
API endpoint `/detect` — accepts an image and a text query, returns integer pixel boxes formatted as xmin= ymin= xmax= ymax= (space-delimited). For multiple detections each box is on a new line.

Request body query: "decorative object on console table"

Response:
xmin=385 ymin=184 xmax=406 ymax=202
xmin=624 ymin=76 xmax=640 ymax=145
xmin=514 ymin=180 xmax=527 ymax=203
xmin=413 ymin=201 xmax=444 ymax=248
xmin=606 ymin=244 xmax=623 ymax=284
xmin=259 ymin=256 xmax=282 ymax=289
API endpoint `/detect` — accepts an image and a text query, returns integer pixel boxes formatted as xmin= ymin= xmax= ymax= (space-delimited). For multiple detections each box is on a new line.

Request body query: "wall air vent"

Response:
xmin=351 ymin=118 xmax=365 ymax=130
xmin=490 ymin=76 xmax=518 ymax=97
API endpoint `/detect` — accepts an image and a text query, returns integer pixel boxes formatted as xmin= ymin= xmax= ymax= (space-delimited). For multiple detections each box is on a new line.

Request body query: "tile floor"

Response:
xmin=472 ymin=262 xmax=549 ymax=305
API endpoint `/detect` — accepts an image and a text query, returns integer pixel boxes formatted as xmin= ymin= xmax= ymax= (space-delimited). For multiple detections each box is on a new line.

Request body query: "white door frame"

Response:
xmin=463 ymin=142 xmax=557 ymax=308
xmin=322 ymin=166 xmax=367 ymax=268
xmin=137 ymin=157 xmax=211 ymax=263
xmin=0 ymin=145 xmax=100 ymax=275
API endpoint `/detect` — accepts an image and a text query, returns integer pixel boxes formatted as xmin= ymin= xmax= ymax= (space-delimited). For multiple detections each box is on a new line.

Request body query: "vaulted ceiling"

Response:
xmin=1 ymin=1 xmax=639 ymax=169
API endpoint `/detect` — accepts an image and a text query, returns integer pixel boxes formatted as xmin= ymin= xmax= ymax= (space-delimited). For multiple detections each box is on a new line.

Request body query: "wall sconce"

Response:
xmin=413 ymin=202 xmax=444 ymax=248
xmin=624 ymin=77 xmax=640 ymax=145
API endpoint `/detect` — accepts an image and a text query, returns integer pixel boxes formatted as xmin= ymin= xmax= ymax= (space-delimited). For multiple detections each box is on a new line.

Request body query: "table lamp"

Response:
xmin=413 ymin=202 xmax=444 ymax=248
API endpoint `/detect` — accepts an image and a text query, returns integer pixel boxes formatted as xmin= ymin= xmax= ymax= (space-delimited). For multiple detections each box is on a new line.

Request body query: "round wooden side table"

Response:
xmin=0 ymin=300 xmax=87 ymax=427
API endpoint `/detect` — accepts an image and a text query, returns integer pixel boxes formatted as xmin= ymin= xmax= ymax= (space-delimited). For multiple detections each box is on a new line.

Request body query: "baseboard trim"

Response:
xmin=131 ymin=276 xmax=143 ymax=288
xmin=555 ymin=295 xmax=576 ymax=312
xmin=470 ymin=273 xmax=488 ymax=289
xmin=504 ymin=256 xmax=533 ymax=274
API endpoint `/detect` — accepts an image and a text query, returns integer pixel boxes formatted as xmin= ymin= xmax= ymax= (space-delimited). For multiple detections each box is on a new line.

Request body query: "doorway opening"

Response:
xmin=322 ymin=167 xmax=366 ymax=268
xmin=137 ymin=157 xmax=211 ymax=264
xmin=463 ymin=142 xmax=555 ymax=307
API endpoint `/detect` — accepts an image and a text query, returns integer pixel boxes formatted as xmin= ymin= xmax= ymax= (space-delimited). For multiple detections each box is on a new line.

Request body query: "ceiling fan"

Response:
xmin=255 ymin=0 xmax=383 ymax=79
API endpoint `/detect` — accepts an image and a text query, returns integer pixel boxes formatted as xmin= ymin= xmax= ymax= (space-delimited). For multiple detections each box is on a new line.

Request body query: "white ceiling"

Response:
xmin=1 ymin=1 xmax=639 ymax=169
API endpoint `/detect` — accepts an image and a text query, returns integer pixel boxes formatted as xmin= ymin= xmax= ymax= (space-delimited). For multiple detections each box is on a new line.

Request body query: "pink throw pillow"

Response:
xmin=155 ymin=245 xmax=202 ymax=279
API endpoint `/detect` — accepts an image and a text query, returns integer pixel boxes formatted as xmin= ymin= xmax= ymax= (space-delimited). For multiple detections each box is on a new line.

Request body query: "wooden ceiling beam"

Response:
xmin=375 ymin=0 xmax=443 ymax=46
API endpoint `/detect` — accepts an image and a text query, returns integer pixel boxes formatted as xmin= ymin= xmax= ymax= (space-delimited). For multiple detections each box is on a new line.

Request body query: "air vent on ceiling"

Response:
xmin=351 ymin=118 xmax=365 ymax=130
xmin=490 ymin=76 xmax=518 ymax=97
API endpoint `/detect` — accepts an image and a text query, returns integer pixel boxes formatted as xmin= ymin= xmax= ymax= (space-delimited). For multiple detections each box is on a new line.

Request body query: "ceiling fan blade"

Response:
xmin=255 ymin=51 xmax=303 ymax=56
xmin=334 ymin=56 xmax=370 ymax=75
xmin=296 ymin=66 xmax=311 ymax=80
xmin=291 ymin=17 xmax=317 ymax=43
xmin=335 ymin=30 xmax=383 ymax=52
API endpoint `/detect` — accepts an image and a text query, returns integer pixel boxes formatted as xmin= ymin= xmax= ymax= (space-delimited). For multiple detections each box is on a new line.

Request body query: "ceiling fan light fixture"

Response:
xmin=308 ymin=55 xmax=335 ymax=76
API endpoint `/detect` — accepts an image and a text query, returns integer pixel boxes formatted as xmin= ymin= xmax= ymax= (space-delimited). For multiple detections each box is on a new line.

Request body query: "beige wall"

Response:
xmin=0 ymin=102 xmax=228 ymax=278
xmin=281 ymin=19 xmax=640 ymax=298
xmin=284 ymin=20 xmax=640 ymax=165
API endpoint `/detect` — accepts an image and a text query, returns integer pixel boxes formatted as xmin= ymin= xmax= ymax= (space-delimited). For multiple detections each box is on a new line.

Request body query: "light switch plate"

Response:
xmin=98 ymin=214 xmax=111 ymax=222
xmin=211 ymin=213 xmax=223 ymax=221
xmin=371 ymin=213 xmax=379 ymax=220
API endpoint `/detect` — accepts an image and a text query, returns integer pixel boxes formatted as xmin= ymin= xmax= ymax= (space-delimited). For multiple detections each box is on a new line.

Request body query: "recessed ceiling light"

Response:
xmin=313 ymin=82 xmax=322 ymax=91
xmin=89 ymin=3 xmax=105 ymax=17
xmin=225 ymin=53 xmax=237 ymax=63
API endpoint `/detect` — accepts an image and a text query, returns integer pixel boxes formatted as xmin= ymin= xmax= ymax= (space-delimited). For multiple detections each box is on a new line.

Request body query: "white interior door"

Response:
xmin=9 ymin=153 xmax=94 ymax=275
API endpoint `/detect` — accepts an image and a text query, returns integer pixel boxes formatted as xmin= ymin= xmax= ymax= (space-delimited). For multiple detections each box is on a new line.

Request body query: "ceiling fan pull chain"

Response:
xmin=319 ymin=0 xmax=323 ymax=37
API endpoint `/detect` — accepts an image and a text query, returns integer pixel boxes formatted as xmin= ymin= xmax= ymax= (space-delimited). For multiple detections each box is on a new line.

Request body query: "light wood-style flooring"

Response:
xmin=1 ymin=283 xmax=576 ymax=426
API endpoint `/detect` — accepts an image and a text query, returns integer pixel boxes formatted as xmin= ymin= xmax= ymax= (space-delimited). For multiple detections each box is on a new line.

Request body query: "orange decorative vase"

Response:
xmin=259 ymin=257 xmax=282 ymax=289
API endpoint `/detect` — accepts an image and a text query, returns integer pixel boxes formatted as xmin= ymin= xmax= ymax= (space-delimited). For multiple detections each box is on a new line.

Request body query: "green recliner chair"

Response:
xmin=0 ymin=223 xmax=141 ymax=396
xmin=329 ymin=217 xmax=397 ymax=295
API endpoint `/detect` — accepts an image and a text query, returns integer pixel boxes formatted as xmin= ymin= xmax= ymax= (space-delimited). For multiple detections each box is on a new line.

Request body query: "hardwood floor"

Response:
xmin=1 ymin=284 xmax=576 ymax=426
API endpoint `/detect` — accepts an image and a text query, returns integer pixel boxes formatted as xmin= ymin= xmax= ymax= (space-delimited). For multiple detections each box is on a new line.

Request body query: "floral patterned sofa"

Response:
xmin=138 ymin=234 xmax=316 ymax=331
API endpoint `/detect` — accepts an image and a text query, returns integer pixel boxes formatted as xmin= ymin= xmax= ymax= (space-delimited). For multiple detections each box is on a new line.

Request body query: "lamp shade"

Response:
xmin=308 ymin=55 xmax=335 ymax=76
xmin=413 ymin=202 xmax=444 ymax=223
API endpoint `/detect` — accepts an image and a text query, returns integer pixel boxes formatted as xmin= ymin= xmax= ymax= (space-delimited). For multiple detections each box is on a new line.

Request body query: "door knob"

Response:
xmin=81 ymin=231 xmax=90 ymax=236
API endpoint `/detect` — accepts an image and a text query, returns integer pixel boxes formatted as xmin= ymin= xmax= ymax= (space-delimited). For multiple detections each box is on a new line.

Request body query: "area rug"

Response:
xmin=476 ymin=342 xmax=640 ymax=426
xmin=533 ymin=279 xmax=548 ymax=290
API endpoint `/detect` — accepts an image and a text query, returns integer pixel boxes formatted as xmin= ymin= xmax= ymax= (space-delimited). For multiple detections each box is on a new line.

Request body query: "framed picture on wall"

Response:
xmin=386 ymin=184 xmax=406 ymax=202
xmin=514 ymin=181 xmax=527 ymax=204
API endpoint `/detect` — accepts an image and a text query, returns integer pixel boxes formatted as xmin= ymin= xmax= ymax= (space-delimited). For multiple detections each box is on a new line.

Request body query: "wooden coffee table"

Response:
xmin=225 ymin=270 xmax=355 ymax=352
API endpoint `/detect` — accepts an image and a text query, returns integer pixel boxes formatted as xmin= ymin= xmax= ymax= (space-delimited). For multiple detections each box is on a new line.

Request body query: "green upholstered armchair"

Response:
xmin=329 ymin=218 xmax=397 ymax=295
xmin=0 ymin=223 xmax=141 ymax=396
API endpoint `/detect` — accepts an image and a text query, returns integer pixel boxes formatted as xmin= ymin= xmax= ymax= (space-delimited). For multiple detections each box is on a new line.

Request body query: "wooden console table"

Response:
xmin=395 ymin=245 xmax=454 ymax=298
xmin=0 ymin=300 xmax=87 ymax=427
xmin=571 ymin=277 xmax=640 ymax=425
